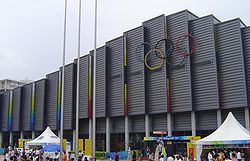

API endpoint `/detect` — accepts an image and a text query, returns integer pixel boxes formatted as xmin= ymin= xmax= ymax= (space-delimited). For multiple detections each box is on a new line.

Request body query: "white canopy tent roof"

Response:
xmin=195 ymin=112 xmax=250 ymax=145
xmin=26 ymin=127 xmax=60 ymax=145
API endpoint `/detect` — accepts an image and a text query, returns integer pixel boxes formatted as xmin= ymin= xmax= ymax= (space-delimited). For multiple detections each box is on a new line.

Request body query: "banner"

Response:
xmin=85 ymin=139 xmax=92 ymax=156
xmin=78 ymin=139 xmax=84 ymax=152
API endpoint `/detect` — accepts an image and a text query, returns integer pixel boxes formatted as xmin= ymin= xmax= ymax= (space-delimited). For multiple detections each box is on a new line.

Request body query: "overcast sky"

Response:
xmin=0 ymin=0 xmax=249 ymax=81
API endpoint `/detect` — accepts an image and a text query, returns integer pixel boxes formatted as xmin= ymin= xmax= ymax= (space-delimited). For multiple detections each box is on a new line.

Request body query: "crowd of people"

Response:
xmin=2 ymin=147 xmax=86 ymax=161
xmin=206 ymin=149 xmax=246 ymax=161
xmin=2 ymin=144 xmax=248 ymax=161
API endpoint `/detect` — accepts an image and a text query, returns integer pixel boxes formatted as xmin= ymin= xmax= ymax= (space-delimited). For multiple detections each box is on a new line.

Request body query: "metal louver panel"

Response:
xmin=21 ymin=83 xmax=32 ymax=131
xmin=152 ymin=114 xmax=167 ymax=131
xmin=196 ymin=110 xmax=217 ymax=130
xmin=1 ymin=91 xmax=10 ymax=131
xmin=143 ymin=15 xmax=167 ymax=114
xmin=173 ymin=112 xmax=191 ymax=131
xmin=222 ymin=108 xmax=245 ymax=127
xmin=241 ymin=27 xmax=250 ymax=105
xmin=96 ymin=47 xmax=106 ymax=118
xmin=62 ymin=63 xmax=76 ymax=130
xmin=79 ymin=119 xmax=89 ymax=135
xmin=132 ymin=115 xmax=145 ymax=133
xmin=125 ymin=26 xmax=146 ymax=115
xmin=216 ymin=19 xmax=248 ymax=109
xmin=167 ymin=10 xmax=197 ymax=112
xmin=113 ymin=117 xmax=125 ymax=133
xmin=106 ymin=37 xmax=124 ymax=117
xmin=34 ymin=79 xmax=46 ymax=131
xmin=0 ymin=94 xmax=1 ymax=128
xmin=190 ymin=15 xmax=220 ymax=111
xmin=12 ymin=87 xmax=21 ymax=131
xmin=97 ymin=118 xmax=106 ymax=133
xmin=46 ymin=71 xmax=59 ymax=130
xmin=79 ymin=55 xmax=89 ymax=119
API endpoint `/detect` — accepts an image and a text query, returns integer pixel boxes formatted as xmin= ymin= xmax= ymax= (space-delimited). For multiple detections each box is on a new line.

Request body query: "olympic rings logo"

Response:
xmin=135 ymin=33 xmax=196 ymax=70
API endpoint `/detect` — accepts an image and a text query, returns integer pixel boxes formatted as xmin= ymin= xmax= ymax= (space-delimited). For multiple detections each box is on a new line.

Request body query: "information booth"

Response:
xmin=144 ymin=136 xmax=200 ymax=159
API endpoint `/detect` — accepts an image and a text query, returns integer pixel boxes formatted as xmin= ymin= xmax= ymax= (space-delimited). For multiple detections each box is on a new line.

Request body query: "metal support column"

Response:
xmin=217 ymin=110 xmax=222 ymax=127
xmin=106 ymin=117 xmax=110 ymax=152
xmin=58 ymin=131 xmax=61 ymax=138
xmin=145 ymin=115 xmax=150 ymax=137
xmin=191 ymin=112 xmax=196 ymax=136
xmin=89 ymin=119 xmax=92 ymax=139
xmin=245 ymin=107 xmax=250 ymax=130
xmin=32 ymin=131 xmax=35 ymax=139
xmin=9 ymin=132 xmax=13 ymax=146
xmin=0 ymin=132 xmax=2 ymax=148
xmin=125 ymin=116 xmax=129 ymax=151
xmin=167 ymin=113 xmax=172 ymax=136
xmin=73 ymin=130 xmax=76 ymax=152
xmin=20 ymin=131 xmax=24 ymax=139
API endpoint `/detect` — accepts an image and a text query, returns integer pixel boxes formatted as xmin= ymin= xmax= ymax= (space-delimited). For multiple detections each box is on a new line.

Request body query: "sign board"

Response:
xmin=85 ymin=139 xmax=92 ymax=156
xmin=78 ymin=139 xmax=84 ymax=152
xmin=18 ymin=139 xmax=32 ymax=148
xmin=63 ymin=139 xmax=67 ymax=151
xmin=153 ymin=131 xmax=167 ymax=135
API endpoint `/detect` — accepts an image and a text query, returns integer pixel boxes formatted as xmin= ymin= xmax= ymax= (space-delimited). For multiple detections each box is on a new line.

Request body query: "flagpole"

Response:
xmin=92 ymin=0 xmax=97 ymax=158
xmin=75 ymin=0 xmax=82 ymax=158
xmin=60 ymin=0 xmax=67 ymax=158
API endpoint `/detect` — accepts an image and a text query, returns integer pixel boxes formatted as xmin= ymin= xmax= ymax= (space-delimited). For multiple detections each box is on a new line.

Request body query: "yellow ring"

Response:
xmin=144 ymin=48 xmax=164 ymax=70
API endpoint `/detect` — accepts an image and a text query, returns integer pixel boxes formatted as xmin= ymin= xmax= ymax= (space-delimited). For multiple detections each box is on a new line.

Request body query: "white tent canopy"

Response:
xmin=195 ymin=112 xmax=250 ymax=145
xmin=195 ymin=112 xmax=250 ymax=161
xmin=26 ymin=127 xmax=60 ymax=146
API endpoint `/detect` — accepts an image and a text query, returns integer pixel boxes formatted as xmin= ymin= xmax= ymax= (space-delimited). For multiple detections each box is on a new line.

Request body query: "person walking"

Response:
xmin=132 ymin=151 xmax=136 ymax=161
xmin=231 ymin=153 xmax=237 ymax=161
xmin=114 ymin=152 xmax=119 ymax=161
xmin=63 ymin=151 xmax=67 ymax=161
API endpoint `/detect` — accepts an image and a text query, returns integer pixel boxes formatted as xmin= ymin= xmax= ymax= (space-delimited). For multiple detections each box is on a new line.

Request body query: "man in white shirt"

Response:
xmin=167 ymin=155 xmax=174 ymax=161
xmin=237 ymin=151 xmax=241 ymax=161
xmin=159 ymin=155 xmax=164 ymax=161
xmin=208 ymin=151 xmax=213 ymax=161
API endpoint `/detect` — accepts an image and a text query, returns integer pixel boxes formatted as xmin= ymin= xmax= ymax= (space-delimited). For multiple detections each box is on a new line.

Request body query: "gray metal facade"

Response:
xmin=21 ymin=83 xmax=32 ymax=131
xmin=46 ymin=71 xmax=59 ymax=130
xmin=124 ymin=26 xmax=146 ymax=115
xmin=222 ymin=108 xmax=245 ymax=127
xmin=96 ymin=47 xmax=107 ymax=118
xmin=112 ymin=117 xmax=125 ymax=133
xmin=152 ymin=114 xmax=168 ymax=131
xmin=12 ymin=87 xmax=21 ymax=131
xmin=2 ymin=10 xmax=250 ymax=145
xmin=190 ymin=15 xmax=220 ymax=111
xmin=166 ymin=10 xmax=196 ymax=112
xmin=79 ymin=55 xmax=89 ymax=119
xmin=106 ymin=37 xmax=124 ymax=117
xmin=97 ymin=118 xmax=106 ymax=134
xmin=1 ymin=91 xmax=9 ymax=131
xmin=242 ymin=27 xmax=250 ymax=105
xmin=173 ymin=112 xmax=191 ymax=131
xmin=34 ymin=79 xmax=46 ymax=131
xmin=143 ymin=15 xmax=167 ymax=114
xmin=196 ymin=110 xmax=217 ymax=130
xmin=215 ymin=19 xmax=248 ymax=109
xmin=62 ymin=63 xmax=76 ymax=130
xmin=79 ymin=119 xmax=89 ymax=135
xmin=131 ymin=115 xmax=145 ymax=133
